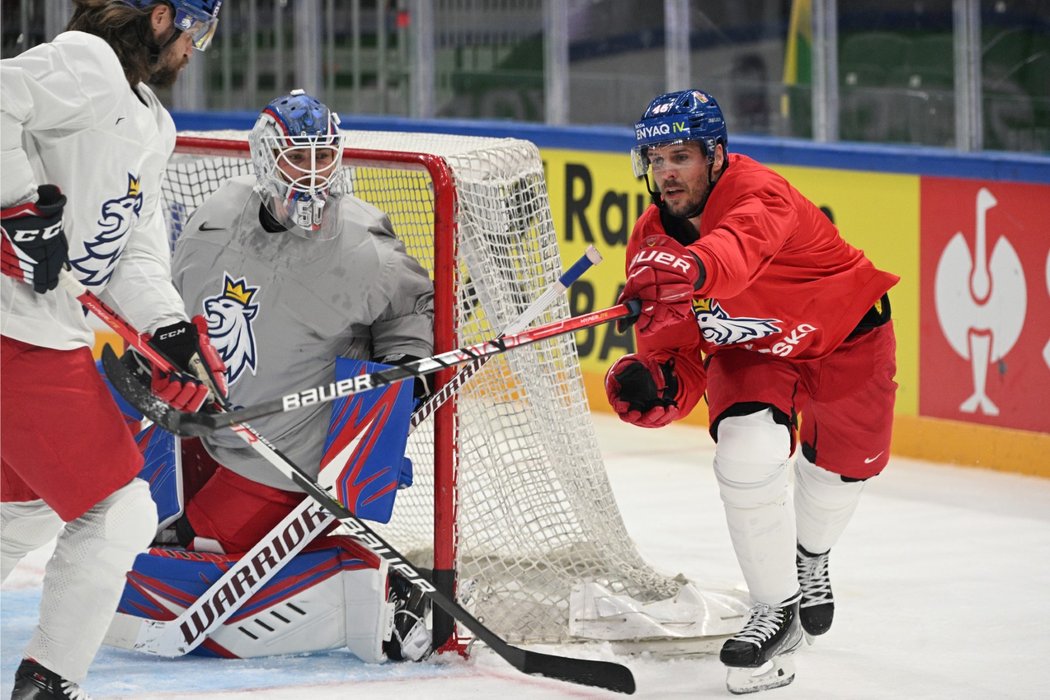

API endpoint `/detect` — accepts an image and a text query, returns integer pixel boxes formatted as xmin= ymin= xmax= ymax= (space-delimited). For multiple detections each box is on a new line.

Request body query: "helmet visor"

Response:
xmin=632 ymin=139 xmax=697 ymax=178
xmin=630 ymin=145 xmax=650 ymax=178
xmin=174 ymin=8 xmax=219 ymax=51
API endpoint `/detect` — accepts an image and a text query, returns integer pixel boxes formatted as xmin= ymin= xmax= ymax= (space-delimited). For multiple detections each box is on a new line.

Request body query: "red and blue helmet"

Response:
xmin=631 ymin=89 xmax=728 ymax=177
xmin=120 ymin=1 xmax=223 ymax=51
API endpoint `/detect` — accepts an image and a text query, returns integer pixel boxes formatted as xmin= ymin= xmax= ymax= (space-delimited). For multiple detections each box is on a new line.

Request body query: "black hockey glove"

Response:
xmin=122 ymin=316 xmax=228 ymax=412
xmin=380 ymin=353 xmax=434 ymax=403
xmin=604 ymin=353 xmax=681 ymax=428
xmin=1 ymin=185 xmax=69 ymax=294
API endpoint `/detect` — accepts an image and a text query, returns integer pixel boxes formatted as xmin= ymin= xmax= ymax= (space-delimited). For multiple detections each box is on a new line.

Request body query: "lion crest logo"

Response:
xmin=693 ymin=298 xmax=781 ymax=346
xmin=69 ymin=174 xmax=143 ymax=286
xmin=203 ymin=274 xmax=261 ymax=386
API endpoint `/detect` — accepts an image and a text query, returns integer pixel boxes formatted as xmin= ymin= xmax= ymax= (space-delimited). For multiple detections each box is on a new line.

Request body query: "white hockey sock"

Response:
xmin=1 ymin=500 xmax=64 ymax=583
xmin=27 ymin=479 xmax=157 ymax=682
xmin=714 ymin=409 xmax=798 ymax=605
xmin=794 ymin=453 xmax=865 ymax=555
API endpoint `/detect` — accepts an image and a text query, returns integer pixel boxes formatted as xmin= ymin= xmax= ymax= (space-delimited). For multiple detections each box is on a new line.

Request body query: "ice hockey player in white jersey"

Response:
xmin=163 ymin=90 xmax=435 ymax=662
xmin=0 ymin=1 xmax=225 ymax=699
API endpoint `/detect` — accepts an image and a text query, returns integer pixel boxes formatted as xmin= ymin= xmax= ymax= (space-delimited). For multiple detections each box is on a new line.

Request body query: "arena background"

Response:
xmin=7 ymin=0 xmax=1048 ymax=474
xmin=83 ymin=111 xmax=1046 ymax=478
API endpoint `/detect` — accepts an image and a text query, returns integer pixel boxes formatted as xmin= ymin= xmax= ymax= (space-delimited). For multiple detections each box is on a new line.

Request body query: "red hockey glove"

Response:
xmin=123 ymin=316 xmax=228 ymax=412
xmin=1 ymin=185 xmax=69 ymax=294
xmin=604 ymin=353 xmax=681 ymax=428
xmin=617 ymin=235 xmax=702 ymax=336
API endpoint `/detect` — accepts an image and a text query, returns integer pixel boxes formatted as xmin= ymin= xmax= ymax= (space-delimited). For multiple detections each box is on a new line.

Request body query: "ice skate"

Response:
xmin=383 ymin=571 xmax=432 ymax=662
xmin=720 ymin=593 xmax=802 ymax=694
xmin=797 ymin=544 xmax=834 ymax=640
xmin=11 ymin=659 xmax=90 ymax=700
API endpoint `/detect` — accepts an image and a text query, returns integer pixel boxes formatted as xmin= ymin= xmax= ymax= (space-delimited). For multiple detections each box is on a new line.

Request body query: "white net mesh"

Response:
xmin=163 ymin=131 xmax=683 ymax=643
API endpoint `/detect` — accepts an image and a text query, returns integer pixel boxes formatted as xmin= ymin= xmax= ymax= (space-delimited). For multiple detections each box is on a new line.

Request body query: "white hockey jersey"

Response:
xmin=0 ymin=31 xmax=188 ymax=350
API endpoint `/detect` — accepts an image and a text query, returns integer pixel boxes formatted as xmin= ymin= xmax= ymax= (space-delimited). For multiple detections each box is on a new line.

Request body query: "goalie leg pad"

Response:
xmin=117 ymin=535 xmax=391 ymax=661
xmin=132 ymin=424 xmax=185 ymax=532
xmin=713 ymin=408 xmax=797 ymax=605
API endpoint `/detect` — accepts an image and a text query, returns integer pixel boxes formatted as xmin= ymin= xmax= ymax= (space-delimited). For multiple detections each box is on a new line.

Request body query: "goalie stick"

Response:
xmin=96 ymin=251 xmax=635 ymax=693
xmin=105 ymin=246 xmax=601 ymax=656
xmin=112 ymin=298 xmax=641 ymax=437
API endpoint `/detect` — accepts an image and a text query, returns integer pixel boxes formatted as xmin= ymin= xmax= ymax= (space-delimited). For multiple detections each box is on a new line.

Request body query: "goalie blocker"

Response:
xmin=105 ymin=358 xmax=429 ymax=662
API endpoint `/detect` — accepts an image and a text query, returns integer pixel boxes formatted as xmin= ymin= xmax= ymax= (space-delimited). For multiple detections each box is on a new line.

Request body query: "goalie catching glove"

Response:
xmin=123 ymin=316 xmax=227 ymax=412
xmin=604 ymin=353 xmax=682 ymax=428
xmin=0 ymin=184 xmax=69 ymax=294
xmin=618 ymin=234 xmax=704 ymax=335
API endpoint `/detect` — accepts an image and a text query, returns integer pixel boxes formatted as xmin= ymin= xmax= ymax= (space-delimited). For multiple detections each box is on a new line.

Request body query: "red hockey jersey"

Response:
xmin=627 ymin=153 xmax=899 ymax=416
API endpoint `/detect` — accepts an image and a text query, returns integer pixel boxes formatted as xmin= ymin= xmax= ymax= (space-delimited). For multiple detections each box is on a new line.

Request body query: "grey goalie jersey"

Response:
xmin=172 ymin=175 xmax=434 ymax=490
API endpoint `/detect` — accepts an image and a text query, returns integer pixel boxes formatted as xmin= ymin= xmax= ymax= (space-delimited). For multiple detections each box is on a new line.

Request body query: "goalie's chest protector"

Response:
xmin=172 ymin=177 xmax=406 ymax=484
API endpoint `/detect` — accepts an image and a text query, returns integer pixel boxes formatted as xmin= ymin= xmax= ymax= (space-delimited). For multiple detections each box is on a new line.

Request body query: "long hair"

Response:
xmin=66 ymin=0 xmax=159 ymax=86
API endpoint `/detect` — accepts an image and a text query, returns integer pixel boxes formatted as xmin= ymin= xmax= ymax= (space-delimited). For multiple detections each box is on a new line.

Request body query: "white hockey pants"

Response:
xmin=1 ymin=478 xmax=156 ymax=682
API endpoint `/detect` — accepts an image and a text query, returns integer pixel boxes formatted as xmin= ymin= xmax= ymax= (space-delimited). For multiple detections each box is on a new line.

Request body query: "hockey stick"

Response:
xmin=116 ymin=298 xmax=640 ymax=437
xmin=412 ymin=245 xmax=601 ymax=426
xmin=98 ymin=259 xmax=635 ymax=692
xmin=105 ymin=247 xmax=602 ymax=657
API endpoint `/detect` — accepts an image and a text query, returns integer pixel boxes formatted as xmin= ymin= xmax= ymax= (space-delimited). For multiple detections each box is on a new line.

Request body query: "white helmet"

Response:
xmin=248 ymin=89 xmax=344 ymax=231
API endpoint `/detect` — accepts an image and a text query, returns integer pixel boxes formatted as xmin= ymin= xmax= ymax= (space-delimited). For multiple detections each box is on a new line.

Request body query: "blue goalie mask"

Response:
xmin=249 ymin=90 xmax=345 ymax=232
xmin=630 ymin=89 xmax=728 ymax=178
xmin=120 ymin=0 xmax=223 ymax=51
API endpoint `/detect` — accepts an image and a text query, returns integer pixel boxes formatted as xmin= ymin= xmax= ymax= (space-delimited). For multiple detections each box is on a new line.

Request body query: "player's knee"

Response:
xmin=794 ymin=453 xmax=865 ymax=506
xmin=1 ymin=502 xmax=64 ymax=581
xmin=95 ymin=478 xmax=158 ymax=556
xmin=714 ymin=409 xmax=792 ymax=507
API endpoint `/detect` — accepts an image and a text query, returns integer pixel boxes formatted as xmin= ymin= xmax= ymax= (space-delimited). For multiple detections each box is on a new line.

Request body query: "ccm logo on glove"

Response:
xmin=9 ymin=223 xmax=63 ymax=242
xmin=0 ymin=184 xmax=69 ymax=294
xmin=155 ymin=326 xmax=190 ymax=343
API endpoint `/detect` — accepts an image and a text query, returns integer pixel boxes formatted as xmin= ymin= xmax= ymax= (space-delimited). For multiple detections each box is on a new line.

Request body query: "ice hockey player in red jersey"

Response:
xmin=605 ymin=89 xmax=899 ymax=694
xmin=0 ymin=2 xmax=224 ymax=698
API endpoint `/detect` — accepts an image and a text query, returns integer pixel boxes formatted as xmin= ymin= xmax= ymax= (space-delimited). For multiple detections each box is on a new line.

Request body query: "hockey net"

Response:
xmin=163 ymin=131 xmax=714 ymax=646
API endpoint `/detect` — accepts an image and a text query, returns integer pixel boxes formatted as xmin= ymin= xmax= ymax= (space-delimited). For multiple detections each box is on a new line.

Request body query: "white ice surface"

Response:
xmin=3 ymin=413 xmax=1050 ymax=699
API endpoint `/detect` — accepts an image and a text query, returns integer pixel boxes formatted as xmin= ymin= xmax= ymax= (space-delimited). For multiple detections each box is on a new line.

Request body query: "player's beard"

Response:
xmin=661 ymin=183 xmax=712 ymax=219
xmin=149 ymin=44 xmax=190 ymax=89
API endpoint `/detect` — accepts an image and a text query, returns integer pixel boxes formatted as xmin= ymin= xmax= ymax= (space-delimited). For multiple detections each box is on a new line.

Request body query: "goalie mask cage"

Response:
xmin=164 ymin=132 xmax=683 ymax=647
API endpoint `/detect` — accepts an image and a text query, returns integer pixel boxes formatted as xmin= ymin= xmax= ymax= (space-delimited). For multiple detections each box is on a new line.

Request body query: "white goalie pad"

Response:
xmin=569 ymin=579 xmax=750 ymax=642
xmin=110 ymin=539 xmax=394 ymax=662
xmin=174 ymin=556 xmax=392 ymax=662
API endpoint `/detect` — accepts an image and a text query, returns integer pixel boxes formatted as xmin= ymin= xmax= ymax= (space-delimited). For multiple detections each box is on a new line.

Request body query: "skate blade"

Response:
xmin=726 ymin=655 xmax=797 ymax=695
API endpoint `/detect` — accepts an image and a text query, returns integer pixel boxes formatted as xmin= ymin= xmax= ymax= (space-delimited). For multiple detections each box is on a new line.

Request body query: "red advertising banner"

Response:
xmin=920 ymin=178 xmax=1050 ymax=433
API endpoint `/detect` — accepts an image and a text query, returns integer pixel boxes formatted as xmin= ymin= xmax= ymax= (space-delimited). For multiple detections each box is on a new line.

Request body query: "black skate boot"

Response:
xmin=720 ymin=592 xmax=803 ymax=694
xmin=11 ymin=659 xmax=90 ymax=700
xmin=383 ymin=570 xmax=432 ymax=662
xmin=796 ymin=544 xmax=834 ymax=638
